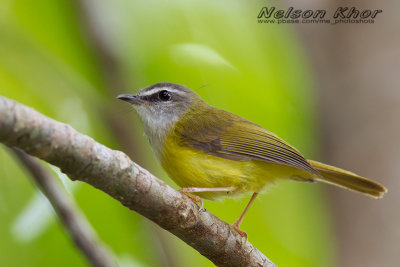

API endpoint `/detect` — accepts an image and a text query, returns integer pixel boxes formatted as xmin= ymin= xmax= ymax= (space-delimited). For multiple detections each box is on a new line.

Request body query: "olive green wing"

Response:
xmin=176 ymin=108 xmax=319 ymax=175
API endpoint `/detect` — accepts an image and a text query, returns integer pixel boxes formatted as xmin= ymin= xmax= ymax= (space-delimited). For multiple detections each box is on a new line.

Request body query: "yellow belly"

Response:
xmin=160 ymin=137 xmax=314 ymax=200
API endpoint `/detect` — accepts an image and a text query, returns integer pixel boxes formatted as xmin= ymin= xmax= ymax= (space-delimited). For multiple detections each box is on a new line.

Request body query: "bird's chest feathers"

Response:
xmin=160 ymin=134 xmax=256 ymax=190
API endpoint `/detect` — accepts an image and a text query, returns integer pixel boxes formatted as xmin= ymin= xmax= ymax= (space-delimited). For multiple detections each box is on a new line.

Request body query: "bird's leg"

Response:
xmin=179 ymin=187 xmax=236 ymax=211
xmin=232 ymin=192 xmax=259 ymax=239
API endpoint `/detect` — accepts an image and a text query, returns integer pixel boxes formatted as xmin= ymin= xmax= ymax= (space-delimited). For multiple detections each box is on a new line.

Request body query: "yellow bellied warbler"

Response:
xmin=117 ymin=82 xmax=387 ymax=237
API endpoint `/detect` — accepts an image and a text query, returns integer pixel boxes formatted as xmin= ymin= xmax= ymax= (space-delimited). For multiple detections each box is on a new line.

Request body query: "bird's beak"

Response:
xmin=117 ymin=94 xmax=143 ymax=105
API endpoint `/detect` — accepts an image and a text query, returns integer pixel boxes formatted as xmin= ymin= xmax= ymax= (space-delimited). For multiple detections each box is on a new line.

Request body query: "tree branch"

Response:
xmin=70 ymin=2 xmax=173 ymax=264
xmin=0 ymin=96 xmax=276 ymax=267
xmin=11 ymin=148 xmax=117 ymax=267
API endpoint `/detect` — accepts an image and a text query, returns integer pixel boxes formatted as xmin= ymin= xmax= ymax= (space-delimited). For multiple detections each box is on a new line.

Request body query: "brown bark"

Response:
xmin=0 ymin=96 xmax=276 ymax=267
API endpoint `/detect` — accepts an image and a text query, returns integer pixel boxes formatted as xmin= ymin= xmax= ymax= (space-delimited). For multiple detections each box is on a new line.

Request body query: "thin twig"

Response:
xmin=11 ymin=148 xmax=117 ymax=267
xmin=0 ymin=96 xmax=276 ymax=267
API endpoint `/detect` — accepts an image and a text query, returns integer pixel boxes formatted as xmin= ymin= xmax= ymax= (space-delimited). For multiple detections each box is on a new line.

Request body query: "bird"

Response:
xmin=117 ymin=82 xmax=387 ymax=237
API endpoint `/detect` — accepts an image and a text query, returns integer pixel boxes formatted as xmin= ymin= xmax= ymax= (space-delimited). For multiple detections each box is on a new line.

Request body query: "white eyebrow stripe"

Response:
xmin=140 ymin=87 xmax=185 ymax=96
xmin=140 ymin=88 xmax=161 ymax=96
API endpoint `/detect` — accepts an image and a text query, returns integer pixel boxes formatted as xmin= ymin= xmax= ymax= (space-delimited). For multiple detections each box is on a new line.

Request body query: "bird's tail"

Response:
xmin=308 ymin=160 xmax=387 ymax=198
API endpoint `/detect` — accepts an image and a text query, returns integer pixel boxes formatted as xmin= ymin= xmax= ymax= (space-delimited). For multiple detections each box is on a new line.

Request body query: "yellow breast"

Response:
xmin=160 ymin=132 xmax=311 ymax=200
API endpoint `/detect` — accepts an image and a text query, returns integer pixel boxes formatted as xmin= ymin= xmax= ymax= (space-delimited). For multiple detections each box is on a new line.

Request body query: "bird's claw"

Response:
xmin=232 ymin=222 xmax=248 ymax=240
xmin=179 ymin=189 xmax=205 ymax=211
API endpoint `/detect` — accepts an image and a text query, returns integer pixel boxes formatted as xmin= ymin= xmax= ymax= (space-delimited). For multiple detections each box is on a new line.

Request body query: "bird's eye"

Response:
xmin=159 ymin=90 xmax=171 ymax=101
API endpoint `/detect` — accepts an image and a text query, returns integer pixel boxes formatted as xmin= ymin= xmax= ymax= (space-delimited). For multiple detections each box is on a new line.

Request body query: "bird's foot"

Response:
xmin=232 ymin=222 xmax=248 ymax=240
xmin=179 ymin=189 xmax=205 ymax=211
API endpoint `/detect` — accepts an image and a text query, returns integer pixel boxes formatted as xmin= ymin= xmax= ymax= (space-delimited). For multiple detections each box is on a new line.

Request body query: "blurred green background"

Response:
xmin=4 ymin=0 xmax=395 ymax=266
